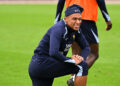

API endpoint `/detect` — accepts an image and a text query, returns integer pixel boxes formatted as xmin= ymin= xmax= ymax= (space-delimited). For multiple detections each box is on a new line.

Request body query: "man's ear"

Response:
xmin=64 ymin=17 xmax=68 ymax=23
xmin=64 ymin=17 xmax=67 ymax=21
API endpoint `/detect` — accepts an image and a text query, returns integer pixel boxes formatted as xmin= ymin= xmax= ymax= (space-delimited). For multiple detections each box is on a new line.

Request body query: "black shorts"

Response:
xmin=28 ymin=55 xmax=88 ymax=86
xmin=80 ymin=20 xmax=99 ymax=44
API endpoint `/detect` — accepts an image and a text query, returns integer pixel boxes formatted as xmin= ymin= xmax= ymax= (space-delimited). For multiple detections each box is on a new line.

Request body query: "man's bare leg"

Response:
xmin=72 ymin=42 xmax=99 ymax=68
xmin=74 ymin=76 xmax=87 ymax=86
xmin=86 ymin=44 xmax=99 ymax=68
xmin=72 ymin=42 xmax=81 ymax=55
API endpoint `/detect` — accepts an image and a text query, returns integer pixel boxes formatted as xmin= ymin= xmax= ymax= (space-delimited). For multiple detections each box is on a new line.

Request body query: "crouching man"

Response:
xmin=28 ymin=4 xmax=90 ymax=86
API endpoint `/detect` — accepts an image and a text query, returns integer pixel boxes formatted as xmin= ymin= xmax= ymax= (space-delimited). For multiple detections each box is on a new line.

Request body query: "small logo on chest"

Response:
xmin=73 ymin=34 xmax=75 ymax=39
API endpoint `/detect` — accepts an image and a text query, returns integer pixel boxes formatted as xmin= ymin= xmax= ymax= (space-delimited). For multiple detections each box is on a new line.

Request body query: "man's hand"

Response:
xmin=106 ymin=21 xmax=112 ymax=31
xmin=72 ymin=55 xmax=84 ymax=65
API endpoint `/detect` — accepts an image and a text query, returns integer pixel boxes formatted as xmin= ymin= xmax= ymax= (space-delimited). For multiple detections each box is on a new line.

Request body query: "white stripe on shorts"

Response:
xmin=91 ymin=29 xmax=99 ymax=43
xmin=76 ymin=65 xmax=83 ymax=76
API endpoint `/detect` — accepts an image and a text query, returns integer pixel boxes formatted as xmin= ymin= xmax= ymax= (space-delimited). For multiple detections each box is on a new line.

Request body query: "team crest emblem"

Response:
xmin=73 ymin=34 xmax=75 ymax=39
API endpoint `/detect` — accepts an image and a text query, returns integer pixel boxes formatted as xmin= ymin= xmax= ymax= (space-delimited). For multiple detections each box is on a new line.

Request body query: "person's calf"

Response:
xmin=75 ymin=76 xmax=87 ymax=86
xmin=86 ymin=53 xmax=99 ymax=69
xmin=75 ymin=61 xmax=88 ymax=86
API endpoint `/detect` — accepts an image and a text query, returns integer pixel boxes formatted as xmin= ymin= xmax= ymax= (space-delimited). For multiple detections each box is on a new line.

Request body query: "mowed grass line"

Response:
xmin=0 ymin=4 xmax=120 ymax=86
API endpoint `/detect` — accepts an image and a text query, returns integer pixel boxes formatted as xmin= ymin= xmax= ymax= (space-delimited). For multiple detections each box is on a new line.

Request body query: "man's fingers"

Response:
xmin=71 ymin=55 xmax=84 ymax=64
xmin=106 ymin=21 xmax=112 ymax=31
xmin=106 ymin=24 xmax=112 ymax=31
xmin=74 ymin=55 xmax=84 ymax=65
xmin=76 ymin=55 xmax=84 ymax=60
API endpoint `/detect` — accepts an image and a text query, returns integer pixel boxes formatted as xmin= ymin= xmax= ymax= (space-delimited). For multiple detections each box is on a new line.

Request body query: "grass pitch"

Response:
xmin=0 ymin=4 xmax=120 ymax=86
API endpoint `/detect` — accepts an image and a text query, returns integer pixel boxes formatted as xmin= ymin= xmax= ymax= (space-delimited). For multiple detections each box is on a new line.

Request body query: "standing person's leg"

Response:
xmin=83 ymin=20 xmax=99 ymax=69
xmin=86 ymin=43 xmax=99 ymax=68
xmin=72 ymin=42 xmax=81 ymax=55
xmin=72 ymin=42 xmax=99 ymax=69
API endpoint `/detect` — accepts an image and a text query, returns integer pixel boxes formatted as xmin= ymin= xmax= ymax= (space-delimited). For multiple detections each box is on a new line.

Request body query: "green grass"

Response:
xmin=0 ymin=4 xmax=120 ymax=86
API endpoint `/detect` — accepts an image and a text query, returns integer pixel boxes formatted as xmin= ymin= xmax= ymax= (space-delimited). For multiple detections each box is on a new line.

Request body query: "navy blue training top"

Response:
xmin=34 ymin=19 xmax=90 ymax=62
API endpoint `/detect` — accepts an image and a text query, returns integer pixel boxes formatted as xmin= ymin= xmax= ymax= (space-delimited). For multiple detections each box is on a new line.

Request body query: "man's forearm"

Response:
xmin=97 ymin=0 xmax=111 ymax=22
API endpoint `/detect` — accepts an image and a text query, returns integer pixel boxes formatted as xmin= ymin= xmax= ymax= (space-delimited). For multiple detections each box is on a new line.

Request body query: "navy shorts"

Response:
xmin=80 ymin=20 xmax=99 ymax=44
xmin=28 ymin=55 xmax=88 ymax=86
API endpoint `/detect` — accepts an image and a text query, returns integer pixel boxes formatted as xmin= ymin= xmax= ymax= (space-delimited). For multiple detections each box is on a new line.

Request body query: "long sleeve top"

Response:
xmin=34 ymin=19 xmax=90 ymax=62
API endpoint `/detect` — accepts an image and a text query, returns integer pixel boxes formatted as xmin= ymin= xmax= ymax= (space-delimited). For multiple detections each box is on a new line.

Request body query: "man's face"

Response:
xmin=64 ymin=13 xmax=82 ymax=31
